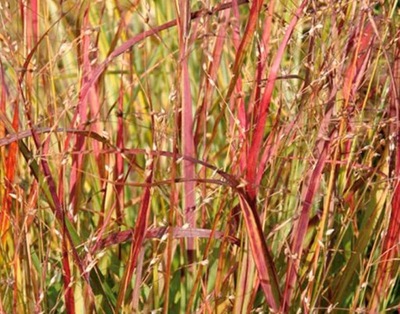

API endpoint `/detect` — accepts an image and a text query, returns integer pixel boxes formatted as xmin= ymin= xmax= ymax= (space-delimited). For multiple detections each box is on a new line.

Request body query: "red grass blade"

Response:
xmin=238 ymin=192 xmax=281 ymax=311
xmin=116 ymin=156 xmax=154 ymax=310
xmin=342 ymin=18 xmax=375 ymax=105
xmin=370 ymin=29 xmax=400 ymax=312
xmin=243 ymin=0 xmax=275 ymax=171
xmin=31 ymin=0 xmax=39 ymax=44
xmin=0 ymin=60 xmax=16 ymax=239
xmin=246 ymin=0 xmax=308 ymax=199
xmin=62 ymin=236 xmax=75 ymax=314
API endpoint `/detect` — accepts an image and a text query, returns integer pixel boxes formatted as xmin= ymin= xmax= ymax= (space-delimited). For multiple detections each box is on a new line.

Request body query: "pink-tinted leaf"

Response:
xmin=175 ymin=0 xmax=196 ymax=255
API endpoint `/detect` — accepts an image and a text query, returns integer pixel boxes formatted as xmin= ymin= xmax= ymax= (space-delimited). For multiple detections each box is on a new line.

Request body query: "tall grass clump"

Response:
xmin=0 ymin=0 xmax=399 ymax=313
